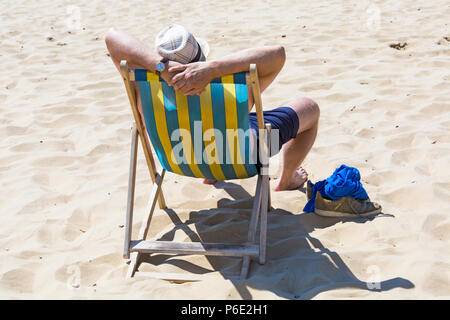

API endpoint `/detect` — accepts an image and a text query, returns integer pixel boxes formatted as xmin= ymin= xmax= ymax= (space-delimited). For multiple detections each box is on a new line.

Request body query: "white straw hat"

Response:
xmin=155 ymin=24 xmax=209 ymax=64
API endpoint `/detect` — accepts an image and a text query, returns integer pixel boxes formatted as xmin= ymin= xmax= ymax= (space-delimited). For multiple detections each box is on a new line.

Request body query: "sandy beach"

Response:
xmin=0 ymin=0 xmax=449 ymax=299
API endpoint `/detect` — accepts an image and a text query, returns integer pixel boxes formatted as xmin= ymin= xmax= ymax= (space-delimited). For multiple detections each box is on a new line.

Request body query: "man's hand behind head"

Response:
xmin=167 ymin=61 xmax=215 ymax=96
xmin=159 ymin=60 xmax=185 ymax=85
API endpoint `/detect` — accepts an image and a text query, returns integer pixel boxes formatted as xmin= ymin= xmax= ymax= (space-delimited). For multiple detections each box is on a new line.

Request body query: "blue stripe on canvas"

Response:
xmin=210 ymin=81 xmax=238 ymax=179
xmin=186 ymin=95 xmax=216 ymax=180
xmin=138 ymin=82 xmax=172 ymax=171
xmin=161 ymin=82 xmax=195 ymax=177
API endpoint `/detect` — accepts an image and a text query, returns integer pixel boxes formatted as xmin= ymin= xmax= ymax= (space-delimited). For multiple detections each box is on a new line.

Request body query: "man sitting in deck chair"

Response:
xmin=105 ymin=25 xmax=320 ymax=191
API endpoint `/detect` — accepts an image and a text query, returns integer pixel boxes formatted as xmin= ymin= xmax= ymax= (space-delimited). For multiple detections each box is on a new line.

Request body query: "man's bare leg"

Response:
xmin=274 ymin=97 xmax=320 ymax=191
xmin=205 ymin=97 xmax=319 ymax=188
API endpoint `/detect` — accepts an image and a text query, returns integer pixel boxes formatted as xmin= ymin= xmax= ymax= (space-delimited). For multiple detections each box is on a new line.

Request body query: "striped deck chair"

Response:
xmin=120 ymin=60 xmax=271 ymax=281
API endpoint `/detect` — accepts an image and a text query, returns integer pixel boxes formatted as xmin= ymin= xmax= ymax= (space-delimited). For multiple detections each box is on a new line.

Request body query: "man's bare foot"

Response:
xmin=203 ymin=178 xmax=217 ymax=184
xmin=274 ymin=167 xmax=308 ymax=191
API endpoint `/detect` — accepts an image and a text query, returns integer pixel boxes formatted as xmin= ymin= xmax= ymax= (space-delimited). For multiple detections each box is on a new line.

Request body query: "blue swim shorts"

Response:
xmin=248 ymin=106 xmax=299 ymax=166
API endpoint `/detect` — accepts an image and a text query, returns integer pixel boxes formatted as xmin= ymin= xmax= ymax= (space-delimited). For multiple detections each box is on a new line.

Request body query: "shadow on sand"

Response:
xmin=138 ymin=181 xmax=414 ymax=299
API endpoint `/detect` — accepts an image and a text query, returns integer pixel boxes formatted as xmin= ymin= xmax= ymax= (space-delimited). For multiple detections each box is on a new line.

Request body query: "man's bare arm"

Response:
xmin=104 ymin=27 xmax=182 ymax=82
xmin=168 ymin=46 xmax=286 ymax=96
xmin=209 ymin=46 xmax=286 ymax=91
xmin=105 ymin=27 xmax=161 ymax=71
xmin=105 ymin=28 xmax=286 ymax=107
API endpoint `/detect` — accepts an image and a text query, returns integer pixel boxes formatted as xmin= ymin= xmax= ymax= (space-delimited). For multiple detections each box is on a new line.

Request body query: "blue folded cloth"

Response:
xmin=303 ymin=165 xmax=368 ymax=213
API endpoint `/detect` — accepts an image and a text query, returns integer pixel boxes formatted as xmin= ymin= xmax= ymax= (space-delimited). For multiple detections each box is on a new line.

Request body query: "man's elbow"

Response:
xmin=275 ymin=45 xmax=285 ymax=58
xmin=273 ymin=45 xmax=286 ymax=69
xmin=104 ymin=27 xmax=118 ymax=46
xmin=277 ymin=46 xmax=286 ymax=64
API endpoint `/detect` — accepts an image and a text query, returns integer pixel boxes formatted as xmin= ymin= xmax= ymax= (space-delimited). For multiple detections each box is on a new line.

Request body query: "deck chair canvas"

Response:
xmin=120 ymin=60 xmax=271 ymax=281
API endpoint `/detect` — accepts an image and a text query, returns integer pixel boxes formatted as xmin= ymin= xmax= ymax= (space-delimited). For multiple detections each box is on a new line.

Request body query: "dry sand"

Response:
xmin=0 ymin=0 xmax=449 ymax=299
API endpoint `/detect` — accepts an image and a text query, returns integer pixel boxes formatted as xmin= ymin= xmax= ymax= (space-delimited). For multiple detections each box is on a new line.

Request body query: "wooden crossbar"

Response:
xmin=136 ymin=272 xmax=240 ymax=283
xmin=130 ymin=240 xmax=259 ymax=257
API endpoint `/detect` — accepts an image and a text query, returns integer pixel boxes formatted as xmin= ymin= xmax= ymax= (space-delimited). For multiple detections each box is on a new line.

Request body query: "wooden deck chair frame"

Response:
xmin=120 ymin=60 xmax=271 ymax=281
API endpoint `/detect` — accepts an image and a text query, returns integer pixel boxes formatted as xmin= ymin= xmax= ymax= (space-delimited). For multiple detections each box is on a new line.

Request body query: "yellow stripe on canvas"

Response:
xmin=174 ymin=91 xmax=205 ymax=178
xmin=147 ymin=71 xmax=159 ymax=82
xmin=148 ymin=81 xmax=183 ymax=175
xmin=199 ymin=85 xmax=226 ymax=180
xmin=221 ymin=75 xmax=236 ymax=84
xmin=222 ymin=77 xmax=248 ymax=178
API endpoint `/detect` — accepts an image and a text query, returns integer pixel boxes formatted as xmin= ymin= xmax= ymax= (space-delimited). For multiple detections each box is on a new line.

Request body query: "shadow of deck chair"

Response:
xmin=120 ymin=60 xmax=272 ymax=281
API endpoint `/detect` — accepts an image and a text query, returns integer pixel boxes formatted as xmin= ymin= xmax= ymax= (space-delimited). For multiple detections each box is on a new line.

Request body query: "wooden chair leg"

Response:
xmin=127 ymin=252 xmax=141 ymax=278
xmin=240 ymin=175 xmax=263 ymax=280
xmin=125 ymin=126 xmax=140 ymax=278
xmin=126 ymin=169 xmax=166 ymax=278
xmin=240 ymin=257 xmax=251 ymax=280
xmin=259 ymin=174 xmax=269 ymax=265
xmin=259 ymin=123 xmax=271 ymax=265
xmin=266 ymin=124 xmax=272 ymax=211
xmin=124 ymin=126 xmax=138 ymax=259
xmin=138 ymin=169 xmax=166 ymax=240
